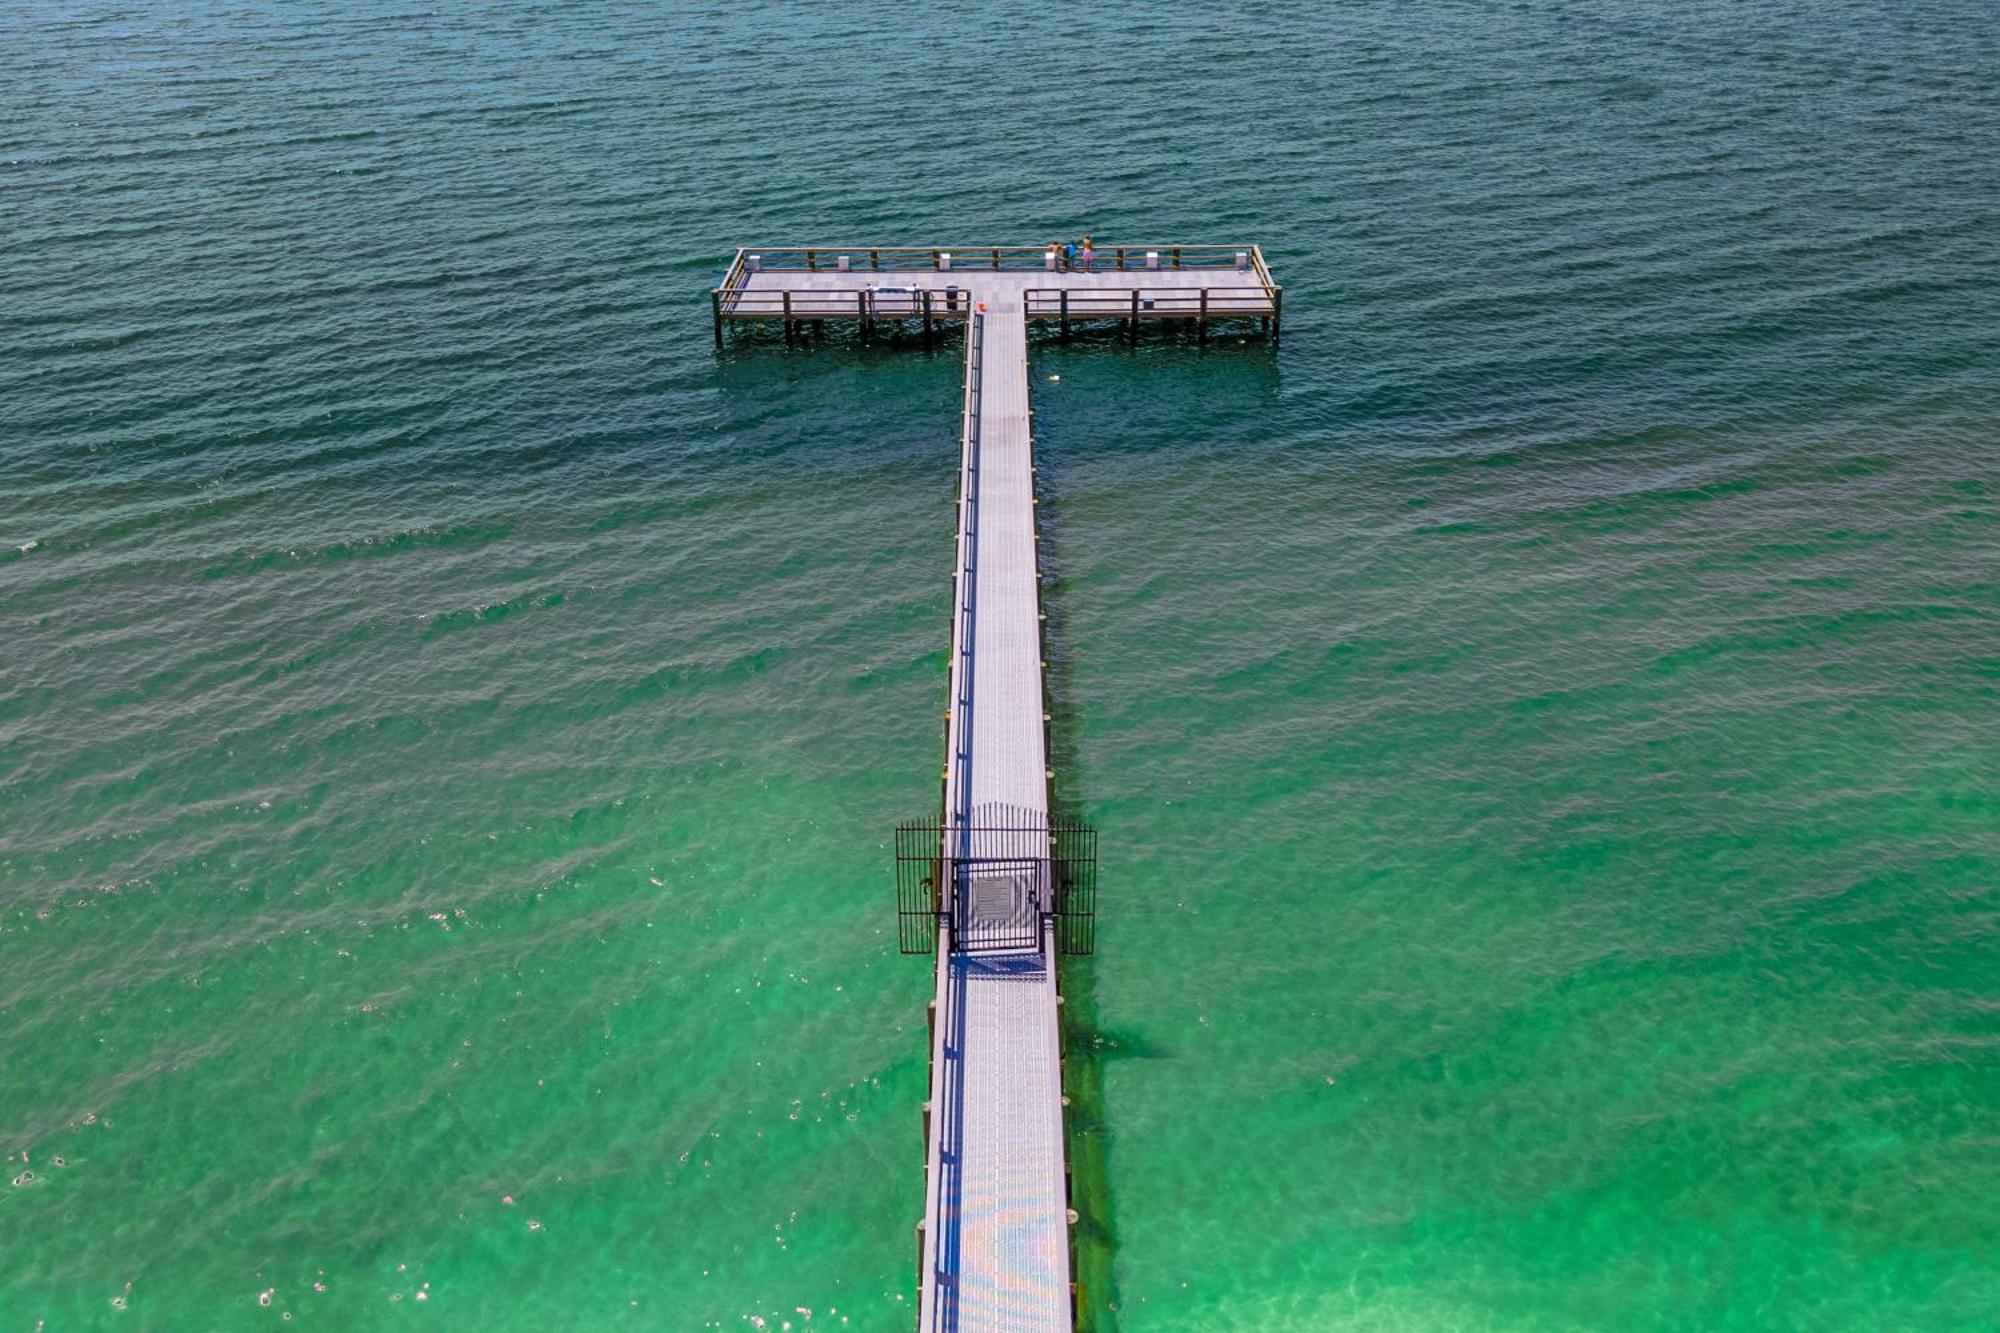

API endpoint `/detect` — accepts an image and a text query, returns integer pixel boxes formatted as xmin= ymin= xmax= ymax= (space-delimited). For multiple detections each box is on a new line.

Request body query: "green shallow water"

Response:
xmin=3 ymin=3 xmax=1997 ymax=1329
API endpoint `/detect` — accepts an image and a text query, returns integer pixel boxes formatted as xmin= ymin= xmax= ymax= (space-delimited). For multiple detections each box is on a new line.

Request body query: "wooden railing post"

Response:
xmin=1115 ymin=247 xmax=1126 ymax=270
xmin=991 ymin=247 xmax=1000 ymax=270
xmin=871 ymin=248 xmax=880 ymax=271
xmin=1173 ymin=246 xmax=1183 ymax=269
xmin=806 ymin=248 xmax=817 ymax=271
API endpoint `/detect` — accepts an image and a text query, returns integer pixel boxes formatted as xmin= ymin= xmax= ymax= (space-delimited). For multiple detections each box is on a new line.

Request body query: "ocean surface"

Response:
xmin=3 ymin=2 xmax=1997 ymax=1329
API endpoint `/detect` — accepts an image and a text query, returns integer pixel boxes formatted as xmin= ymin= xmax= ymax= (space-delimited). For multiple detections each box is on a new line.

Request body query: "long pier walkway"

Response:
xmin=921 ymin=295 xmax=1070 ymax=1331
xmin=711 ymin=244 xmax=1279 ymax=1332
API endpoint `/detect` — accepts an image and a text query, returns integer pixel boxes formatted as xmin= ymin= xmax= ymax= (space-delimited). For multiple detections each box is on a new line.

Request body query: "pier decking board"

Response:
xmin=922 ymin=296 xmax=1071 ymax=1332
xmin=725 ymin=270 xmax=1275 ymax=319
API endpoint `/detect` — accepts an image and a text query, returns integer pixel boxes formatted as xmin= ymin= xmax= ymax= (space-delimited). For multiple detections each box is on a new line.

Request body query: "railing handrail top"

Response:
xmin=1026 ymin=286 xmax=1277 ymax=297
xmin=736 ymin=241 xmax=1263 ymax=252
xmin=721 ymin=284 xmax=1275 ymax=292
xmin=717 ymin=286 xmax=1279 ymax=296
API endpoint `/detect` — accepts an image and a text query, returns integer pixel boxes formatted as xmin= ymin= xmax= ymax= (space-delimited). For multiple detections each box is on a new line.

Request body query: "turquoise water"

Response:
xmin=4 ymin=2 xmax=1997 ymax=1328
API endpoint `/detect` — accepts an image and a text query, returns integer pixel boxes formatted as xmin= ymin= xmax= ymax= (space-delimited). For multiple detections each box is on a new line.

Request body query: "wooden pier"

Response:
xmin=715 ymin=243 xmax=1277 ymax=1332
xmin=712 ymin=243 xmax=1281 ymax=345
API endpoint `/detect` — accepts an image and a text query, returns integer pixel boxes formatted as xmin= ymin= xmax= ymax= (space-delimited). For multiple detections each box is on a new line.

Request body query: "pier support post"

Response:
xmin=1060 ymin=289 xmax=1070 ymax=343
xmin=1272 ymin=287 xmax=1283 ymax=346
xmin=711 ymin=289 xmax=722 ymax=347
xmin=783 ymin=290 xmax=794 ymax=343
xmin=1199 ymin=288 xmax=1208 ymax=344
xmin=923 ymin=289 xmax=934 ymax=344
xmin=1128 ymin=289 xmax=1139 ymax=344
xmin=859 ymin=290 xmax=870 ymax=343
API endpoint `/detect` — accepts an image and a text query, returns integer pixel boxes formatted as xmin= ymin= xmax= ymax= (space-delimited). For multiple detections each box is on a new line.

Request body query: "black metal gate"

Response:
xmin=950 ymin=821 xmax=1048 ymax=954
xmin=1050 ymin=820 xmax=1097 ymax=957
xmin=895 ymin=821 xmax=944 ymax=954
xmin=895 ymin=814 xmax=1097 ymax=956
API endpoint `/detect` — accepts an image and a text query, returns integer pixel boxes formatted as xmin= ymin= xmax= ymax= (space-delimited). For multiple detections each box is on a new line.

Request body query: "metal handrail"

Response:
xmin=947 ymin=309 xmax=983 ymax=841
xmin=715 ymin=244 xmax=1280 ymax=316
xmin=1022 ymin=286 xmax=1278 ymax=314
xmin=725 ymin=243 xmax=1267 ymax=275
xmin=921 ymin=307 xmax=984 ymax=1332
xmin=723 ymin=287 xmax=1275 ymax=315
xmin=719 ymin=289 xmax=977 ymax=316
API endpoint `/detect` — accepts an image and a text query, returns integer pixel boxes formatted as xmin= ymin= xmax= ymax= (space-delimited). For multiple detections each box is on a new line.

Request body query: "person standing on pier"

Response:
xmin=1080 ymin=234 xmax=1096 ymax=273
xmin=1064 ymin=238 xmax=1079 ymax=272
xmin=1050 ymin=240 xmax=1067 ymax=272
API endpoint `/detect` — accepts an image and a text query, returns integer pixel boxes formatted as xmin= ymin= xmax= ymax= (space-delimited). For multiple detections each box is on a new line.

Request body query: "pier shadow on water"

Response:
xmin=1038 ymin=458 xmax=1170 ymax=1333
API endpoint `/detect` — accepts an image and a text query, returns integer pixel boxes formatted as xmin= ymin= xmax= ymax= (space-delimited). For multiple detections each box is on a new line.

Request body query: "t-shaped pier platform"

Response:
xmin=712 ymin=243 xmax=1279 ymax=1332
